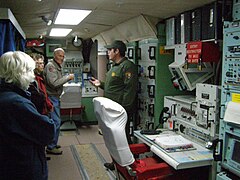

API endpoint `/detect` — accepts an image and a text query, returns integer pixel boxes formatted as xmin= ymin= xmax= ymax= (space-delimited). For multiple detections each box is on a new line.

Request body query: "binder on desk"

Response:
xmin=150 ymin=144 xmax=213 ymax=170
xmin=154 ymin=135 xmax=195 ymax=152
xmin=134 ymin=130 xmax=213 ymax=170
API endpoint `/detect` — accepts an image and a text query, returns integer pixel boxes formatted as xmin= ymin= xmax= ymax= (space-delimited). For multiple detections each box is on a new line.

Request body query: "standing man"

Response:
xmin=44 ymin=48 xmax=74 ymax=155
xmin=90 ymin=40 xmax=138 ymax=170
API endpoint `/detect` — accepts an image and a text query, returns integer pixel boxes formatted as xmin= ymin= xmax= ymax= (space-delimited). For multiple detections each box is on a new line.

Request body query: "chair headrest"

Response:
xmin=93 ymin=97 xmax=135 ymax=166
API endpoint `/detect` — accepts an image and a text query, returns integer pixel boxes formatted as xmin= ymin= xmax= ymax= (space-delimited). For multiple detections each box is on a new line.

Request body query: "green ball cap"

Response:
xmin=105 ymin=40 xmax=126 ymax=52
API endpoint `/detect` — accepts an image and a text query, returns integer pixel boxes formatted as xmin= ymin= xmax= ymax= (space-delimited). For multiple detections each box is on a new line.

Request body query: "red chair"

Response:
xmin=93 ymin=97 xmax=181 ymax=180
xmin=93 ymin=97 xmax=210 ymax=179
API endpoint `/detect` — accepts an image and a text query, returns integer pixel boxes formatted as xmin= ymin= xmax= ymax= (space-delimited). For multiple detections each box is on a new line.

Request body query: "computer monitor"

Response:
xmin=225 ymin=138 xmax=240 ymax=174
xmin=229 ymin=139 xmax=240 ymax=169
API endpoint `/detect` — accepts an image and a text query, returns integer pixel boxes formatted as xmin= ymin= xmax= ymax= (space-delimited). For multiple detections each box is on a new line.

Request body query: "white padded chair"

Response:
xmin=93 ymin=97 xmax=187 ymax=180
xmin=93 ymin=96 xmax=134 ymax=166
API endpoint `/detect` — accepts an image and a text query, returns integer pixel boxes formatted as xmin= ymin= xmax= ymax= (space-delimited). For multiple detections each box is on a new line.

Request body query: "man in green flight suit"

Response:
xmin=90 ymin=40 xmax=138 ymax=170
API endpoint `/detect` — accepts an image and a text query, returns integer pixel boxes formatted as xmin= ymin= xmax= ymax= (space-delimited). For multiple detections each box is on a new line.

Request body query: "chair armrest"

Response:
xmin=129 ymin=143 xmax=150 ymax=154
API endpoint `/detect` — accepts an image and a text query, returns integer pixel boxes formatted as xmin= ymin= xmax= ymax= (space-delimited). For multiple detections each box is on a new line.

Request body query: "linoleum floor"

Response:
xmin=47 ymin=125 xmax=113 ymax=180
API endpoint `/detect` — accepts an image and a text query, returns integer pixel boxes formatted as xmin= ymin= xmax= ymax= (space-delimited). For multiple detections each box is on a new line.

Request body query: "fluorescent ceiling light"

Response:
xmin=55 ymin=9 xmax=91 ymax=25
xmin=49 ymin=28 xmax=72 ymax=37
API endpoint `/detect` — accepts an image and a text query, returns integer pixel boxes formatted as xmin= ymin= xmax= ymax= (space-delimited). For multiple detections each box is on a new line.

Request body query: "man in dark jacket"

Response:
xmin=0 ymin=51 xmax=56 ymax=180
xmin=90 ymin=40 xmax=138 ymax=170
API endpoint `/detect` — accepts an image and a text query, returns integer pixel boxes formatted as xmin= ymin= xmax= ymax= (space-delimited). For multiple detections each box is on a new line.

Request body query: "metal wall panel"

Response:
xmin=191 ymin=8 xmax=202 ymax=41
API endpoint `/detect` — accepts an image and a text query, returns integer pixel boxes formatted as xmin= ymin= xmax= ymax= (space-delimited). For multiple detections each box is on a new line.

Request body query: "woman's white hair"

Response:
xmin=0 ymin=51 xmax=36 ymax=90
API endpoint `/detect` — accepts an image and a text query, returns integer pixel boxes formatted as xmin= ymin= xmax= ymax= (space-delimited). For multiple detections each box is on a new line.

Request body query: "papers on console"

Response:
xmin=224 ymin=101 xmax=240 ymax=125
xmin=144 ymin=131 xmax=195 ymax=153
xmin=150 ymin=143 xmax=213 ymax=169
xmin=135 ymin=130 xmax=213 ymax=170
xmin=154 ymin=134 xmax=194 ymax=152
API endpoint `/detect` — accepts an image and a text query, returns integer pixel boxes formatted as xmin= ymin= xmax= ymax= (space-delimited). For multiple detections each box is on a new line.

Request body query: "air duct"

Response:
xmin=93 ymin=14 xmax=160 ymax=49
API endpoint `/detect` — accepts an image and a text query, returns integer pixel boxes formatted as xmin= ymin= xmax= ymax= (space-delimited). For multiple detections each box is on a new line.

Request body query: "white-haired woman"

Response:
xmin=0 ymin=51 xmax=56 ymax=180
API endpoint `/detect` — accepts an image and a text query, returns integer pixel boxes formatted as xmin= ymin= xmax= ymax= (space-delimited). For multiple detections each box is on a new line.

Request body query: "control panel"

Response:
xmin=164 ymin=84 xmax=220 ymax=147
xmin=63 ymin=51 xmax=83 ymax=84
xmin=218 ymin=21 xmax=240 ymax=179
xmin=137 ymin=39 xmax=157 ymax=129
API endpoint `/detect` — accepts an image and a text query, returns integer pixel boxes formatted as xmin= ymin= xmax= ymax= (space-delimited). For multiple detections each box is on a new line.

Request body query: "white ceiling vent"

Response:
xmin=93 ymin=14 xmax=160 ymax=48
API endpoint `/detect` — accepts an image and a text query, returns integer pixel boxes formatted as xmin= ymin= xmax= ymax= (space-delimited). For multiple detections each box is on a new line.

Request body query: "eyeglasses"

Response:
xmin=107 ymin=48 xmax=115 ymax=52
xmin=57 ymin=54 xmax=65 ymax=58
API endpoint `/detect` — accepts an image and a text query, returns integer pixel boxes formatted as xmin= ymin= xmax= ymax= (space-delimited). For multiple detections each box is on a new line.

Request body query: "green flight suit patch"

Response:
xmin=111 ymin=72 xmax=116 ymax=77
xmin=125 ymin=72 xmax=132 ymax=79
xmin=49 ymin=67 xmax=54 ymax=72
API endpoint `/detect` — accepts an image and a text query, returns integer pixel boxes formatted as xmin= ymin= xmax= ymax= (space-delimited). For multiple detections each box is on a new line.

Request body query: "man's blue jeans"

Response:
xmin=47 ymin=96 xmax=61 ymax=149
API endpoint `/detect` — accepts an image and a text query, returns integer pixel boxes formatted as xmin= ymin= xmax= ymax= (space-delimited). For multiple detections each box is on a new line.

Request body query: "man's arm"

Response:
xmin=89 ymin=77 xmax=105 ymax=89
xmin=44 ymin=63 xmax=73 ymax=89
xmin=122 ymin=63 xmax=138 ymax=112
